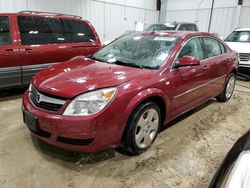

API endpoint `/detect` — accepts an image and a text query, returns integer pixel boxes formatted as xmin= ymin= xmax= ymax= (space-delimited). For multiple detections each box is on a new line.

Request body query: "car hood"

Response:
xmin=32 ymin=57 xmax=150 ymax=98
xmin=225 ymin=42 xmax=250 ymax=53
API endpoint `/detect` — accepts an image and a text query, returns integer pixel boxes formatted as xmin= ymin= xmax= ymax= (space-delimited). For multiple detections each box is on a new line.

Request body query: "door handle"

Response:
xmin=4 ymin=49 xmax=14 ymax=55
xmin=24 ymin=48 xmax=32 ymax=51
xmin=203 ymin=65 xmax=209 ymax=70
xmin=24 ymin=48 xmax=34 ymax=54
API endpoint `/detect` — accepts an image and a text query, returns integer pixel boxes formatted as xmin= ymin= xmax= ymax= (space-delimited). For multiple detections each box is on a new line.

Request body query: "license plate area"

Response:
xmin=23 ymin=110 xmax=40 ymax=133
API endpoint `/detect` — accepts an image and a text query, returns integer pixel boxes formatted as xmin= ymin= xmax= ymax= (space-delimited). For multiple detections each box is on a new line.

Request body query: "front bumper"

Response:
xmin=238 ymin=61 xmax=250 ymax=79
xmin=22 ymin=91 xmax=124 ymax=153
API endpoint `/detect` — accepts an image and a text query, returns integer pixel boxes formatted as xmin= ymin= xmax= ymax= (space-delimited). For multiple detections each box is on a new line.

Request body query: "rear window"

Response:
xmin=144 ymin=24 xmax=177 ymax=31
xmin=0 ymin=16 xmax=11 ymax=45
xmin=225 ymin=31 xmax=250 ymax=42
xmin=17 ymin=16 xmax=95 ymax=45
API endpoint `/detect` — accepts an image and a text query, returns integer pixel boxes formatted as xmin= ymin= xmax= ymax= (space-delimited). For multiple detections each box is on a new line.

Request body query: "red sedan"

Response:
xmin=22 ymin=31 xmax=238 ymax=155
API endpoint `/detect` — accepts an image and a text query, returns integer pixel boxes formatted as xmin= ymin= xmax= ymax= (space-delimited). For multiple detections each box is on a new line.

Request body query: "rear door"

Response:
xmin=0 ymin=15 xmax=21 ymax=89
xmin=63 ymin=19 xmax=101 ymax=56
xmin=17 ymin=16 xmax=78 ymax=85
xmin=201 ymin=37 xmax=228 ymax=95
xmin=170 ymin=37 xmax=209 ymax=116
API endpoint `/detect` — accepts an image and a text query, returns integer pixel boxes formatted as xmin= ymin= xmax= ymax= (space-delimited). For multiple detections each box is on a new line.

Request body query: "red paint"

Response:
xmin=22 ymin=32 xmax=238 ymax=152
xmin=0 ymin=13 xmax=101 ymax=88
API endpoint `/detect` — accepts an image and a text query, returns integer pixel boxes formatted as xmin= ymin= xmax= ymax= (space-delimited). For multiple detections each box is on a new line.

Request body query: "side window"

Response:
xmin=145 ymin=25 xmax=156 ymax=31
xmin=203 ymin=38 xmax=222 ymax=58
xmin=179 ymin=24 xmax=197 ymax=31
xmin=178 ymin=24 xmax=187 ymax=31
xmin=63 ymin=19 xmax=95 ymax=43
xmin=219 ymin=42 xmax=227 ymax=54
xmin=187 ymin=24 xmax=197 ymax=31
xmin=0 ymin=16 xmax=11 ymax=45
xmin=18 ymin=16 xmax=65 ymax=45
xmin=178 ymin=38 xmax=204 ymax=60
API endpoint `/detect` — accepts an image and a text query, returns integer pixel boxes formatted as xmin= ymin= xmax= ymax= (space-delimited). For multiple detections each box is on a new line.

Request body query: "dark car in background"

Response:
xmin=0 ymin=11 xmax=101 ymax=90
xmin=144 ymin=22 xmax=199 ymax=32
xmin=209 ymin=130 xmax=250 ymax=188
xmin=103 ymin=22 xmax=199 ymax=46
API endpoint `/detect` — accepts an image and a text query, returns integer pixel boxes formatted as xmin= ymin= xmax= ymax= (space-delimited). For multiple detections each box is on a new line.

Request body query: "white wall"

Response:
xmin=0 ymin=0 xmax=159 ymax=42
xmin=166 ymin=0 xmax=238 ymax=10
xmin=165 ymin=0 xmax=250 ymax=37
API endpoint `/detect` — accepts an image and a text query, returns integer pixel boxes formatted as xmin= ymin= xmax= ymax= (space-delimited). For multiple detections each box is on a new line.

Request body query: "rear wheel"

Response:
xmin=216 ymin=73 xmax=236 ymax=102
xmin=122 ymin=101 xmax=161 ymax=155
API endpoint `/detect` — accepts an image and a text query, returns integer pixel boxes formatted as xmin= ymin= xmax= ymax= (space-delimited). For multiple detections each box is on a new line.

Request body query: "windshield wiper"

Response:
xmin=112 ymin=60 xmax=143 ymax=68
xmin=88 ymin=56 xmax=108 ymax=63
xmin=112 ymin=60 xmax=159 ymax=70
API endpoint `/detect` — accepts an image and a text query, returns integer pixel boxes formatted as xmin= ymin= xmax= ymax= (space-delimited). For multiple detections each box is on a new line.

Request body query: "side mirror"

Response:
xmin=178 ymin=56 xmax=201 ymax=67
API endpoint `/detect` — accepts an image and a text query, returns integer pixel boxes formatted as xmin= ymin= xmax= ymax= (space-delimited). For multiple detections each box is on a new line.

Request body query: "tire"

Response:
xmin=216 ymin=73 xmax=236 ymax=102
xmin=122 ymin=101 xmax=161 ymax=155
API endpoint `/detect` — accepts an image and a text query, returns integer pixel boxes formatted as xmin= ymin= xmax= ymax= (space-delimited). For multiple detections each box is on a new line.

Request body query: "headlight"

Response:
xmin=28 ymin=83 xmax=32 ymax=92
xmin=63 ymin=87 xmax=117 ymax=116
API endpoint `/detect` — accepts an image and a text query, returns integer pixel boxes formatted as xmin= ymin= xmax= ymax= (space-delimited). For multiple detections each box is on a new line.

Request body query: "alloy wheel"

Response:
xmin=135 ymin=108 xmax=159 ymax=149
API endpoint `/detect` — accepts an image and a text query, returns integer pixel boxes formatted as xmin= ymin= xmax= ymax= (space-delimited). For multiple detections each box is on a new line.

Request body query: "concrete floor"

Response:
xmin=0 ymin=81 xmax=250 ymax=188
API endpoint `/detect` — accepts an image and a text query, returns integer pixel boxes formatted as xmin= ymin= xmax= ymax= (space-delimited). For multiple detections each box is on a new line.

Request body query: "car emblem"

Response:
xmin=34 ymin=92 xmax=41 ymax=103
xmin=37 ymin=94 xmax=41 ymax=103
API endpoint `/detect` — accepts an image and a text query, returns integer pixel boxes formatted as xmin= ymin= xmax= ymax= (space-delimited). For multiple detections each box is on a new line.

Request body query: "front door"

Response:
xmin=0 ymin=16 xmax=21 ymax=89
xmin=170 ymin=37 xmax=210 ymax=117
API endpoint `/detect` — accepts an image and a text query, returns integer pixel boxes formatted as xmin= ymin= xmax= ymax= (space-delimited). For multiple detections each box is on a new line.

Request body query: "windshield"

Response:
xmin=144 ymin=23 xmax=178 ymax=31
xmin=225 ymin=31 xmax=250 ymax=42
xmin=92 ymin=35 xmax=178 ymax=69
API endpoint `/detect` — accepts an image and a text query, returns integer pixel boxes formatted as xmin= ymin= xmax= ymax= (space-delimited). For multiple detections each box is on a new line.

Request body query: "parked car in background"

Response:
xmin=209 ymin=130 xmax=250 ymax=188
xmin=225 ymin=28 xmax=250 ymax=80
xmin=22 ymin=31 xmax=238 ymax=155
xmin=0 ymin=11 xmax=101 ymax=90
xmin=144 ymin=22 xmax=199 ymax=32
xmin=103 ymin=22 xmax=199 ymax=46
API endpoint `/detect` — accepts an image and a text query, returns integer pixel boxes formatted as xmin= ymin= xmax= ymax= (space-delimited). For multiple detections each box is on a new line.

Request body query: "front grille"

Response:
xmin=239 ymin=53 xmax=250 ymax=62
xmin=29 ymin=86 xmax=66 ymax=112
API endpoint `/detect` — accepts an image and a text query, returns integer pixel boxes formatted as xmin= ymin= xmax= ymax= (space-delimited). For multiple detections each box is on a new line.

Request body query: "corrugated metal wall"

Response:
xmin=0 ymin=0 xmax=159 ymax=42
xmin=1 ymin=0 xmax=248 ymax=40
xmin=165 ymin=0 xmax=250 ymax=38
xmin=239 ymin=5 xmax=250 ymax=27
xmin=165 ymin=7 xmax=238 ymax=37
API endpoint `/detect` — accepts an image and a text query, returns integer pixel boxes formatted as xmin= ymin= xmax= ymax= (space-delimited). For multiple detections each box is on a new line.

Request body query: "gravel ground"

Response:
xmin=0 ymin=80 xmax=249 ymax=188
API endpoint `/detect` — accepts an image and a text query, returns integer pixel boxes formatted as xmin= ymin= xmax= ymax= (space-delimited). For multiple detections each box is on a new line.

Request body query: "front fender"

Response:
xmin=116 ymin=87 xmax=170 ymax=144
xmin=123 ymin=87 xmax=170 ymax=124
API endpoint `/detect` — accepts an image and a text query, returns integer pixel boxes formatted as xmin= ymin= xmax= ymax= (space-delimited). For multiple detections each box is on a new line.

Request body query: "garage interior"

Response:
xmin=1 ymin=0 xmax=250 ymax=188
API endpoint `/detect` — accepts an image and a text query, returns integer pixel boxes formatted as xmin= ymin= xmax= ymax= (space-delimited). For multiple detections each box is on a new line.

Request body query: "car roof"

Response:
xmin=0 ymin=12 xmax=82 ymax=20
xmin=165 ymin=22 xmax=197 ymax=25
xmin=235 ymin=28 xmax=250 ymax=31
xmin=132 ymin=31 xmax=214 ymax=38
xmin=150 ymin=22 xmax=197 ymax=26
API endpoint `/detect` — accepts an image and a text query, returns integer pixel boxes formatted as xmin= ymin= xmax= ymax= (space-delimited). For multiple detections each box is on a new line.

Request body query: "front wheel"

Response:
xmin=122 ymin=101 xmax=161 ymax=155
xmin=216 ymin=73 xmax=236 ymax=102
